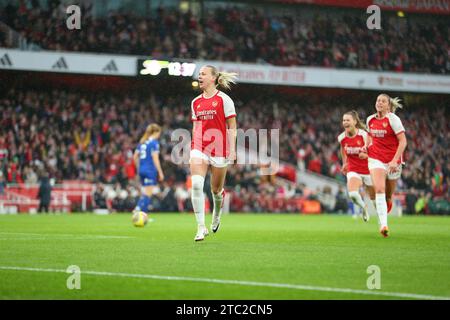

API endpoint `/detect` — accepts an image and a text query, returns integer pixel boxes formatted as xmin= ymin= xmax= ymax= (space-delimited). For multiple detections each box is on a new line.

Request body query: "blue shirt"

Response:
xmin=137 ymin=139 xmax=160 ymax=174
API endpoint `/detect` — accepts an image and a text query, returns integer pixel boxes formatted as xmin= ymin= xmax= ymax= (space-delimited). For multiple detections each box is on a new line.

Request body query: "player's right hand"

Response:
xmin=227 ymin=150 xmax=237 ymax=164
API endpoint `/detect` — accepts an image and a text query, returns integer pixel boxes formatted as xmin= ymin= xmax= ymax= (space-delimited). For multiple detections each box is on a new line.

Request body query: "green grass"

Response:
xmin=0 ymin=213 xmax=449 ymax=300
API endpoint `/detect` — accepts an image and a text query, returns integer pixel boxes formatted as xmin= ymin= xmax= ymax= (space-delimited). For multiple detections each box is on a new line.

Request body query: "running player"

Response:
xmin=366 ymin=94 xmax=407 ymax=238
xmin=133 ymin=124 xmax=164 ymax=216
xmin=190 ymin=65 xmax=238 ymax=241
xmin=338 ymin=110 xmax=374 ymax=222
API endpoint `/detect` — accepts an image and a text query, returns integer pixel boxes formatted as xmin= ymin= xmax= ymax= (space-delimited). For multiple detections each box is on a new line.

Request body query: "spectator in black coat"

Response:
xmin=160 ymin=186 xmax=178 ymax=212
xmin=406 ymin=189 xmax=418 ymax=215
xmin=334 ymin=186 xmax=349 ymax=214
xmin=38 ymin=174 xmax=52 ymax=213
xmin=93 ymin=183 xmax=107 ymax=209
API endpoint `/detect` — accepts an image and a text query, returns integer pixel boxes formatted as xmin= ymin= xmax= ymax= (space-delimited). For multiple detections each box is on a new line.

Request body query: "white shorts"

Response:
xmin=368 ymin=158 xmax=402 ymax=180
xmin=347 ymin=172 xmax=373 ymax=186
xmin=190 ymin=149 xmax=229 ymax=168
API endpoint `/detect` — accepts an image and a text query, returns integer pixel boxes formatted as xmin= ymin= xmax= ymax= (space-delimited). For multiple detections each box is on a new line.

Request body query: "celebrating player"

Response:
xmin=366 ymin=94 xmax=407 ymax=238
xmin=338 ymin=110 xmax=374 ymax=222
xmin=190 ymin=65 xmax=238 ymax=241
xmin=133 ymin=123 xmax=164 ymax=216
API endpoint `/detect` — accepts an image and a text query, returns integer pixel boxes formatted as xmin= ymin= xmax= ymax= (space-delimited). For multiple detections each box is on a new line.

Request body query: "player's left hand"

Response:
xmin=158 ymin=172 xmax=165 ymax=182
xmin=227 ymin=153 xmax=236 ymax=164
xmin=359 ymin=152 xmax=368 ymax=159
xmin=388 ymin=161 xmax=398 ymax=174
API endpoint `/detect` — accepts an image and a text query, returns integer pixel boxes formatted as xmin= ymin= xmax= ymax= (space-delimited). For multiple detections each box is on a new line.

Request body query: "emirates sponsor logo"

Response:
xmin=345 ymin=146 xmax=363 ymax=155
xmin=197 ymin=109 xmax=217 ymax=120
xmin=371 ymin=129 xmax=387 ymax=137
xmin=197 ymin=110 xmax=217 ymax=116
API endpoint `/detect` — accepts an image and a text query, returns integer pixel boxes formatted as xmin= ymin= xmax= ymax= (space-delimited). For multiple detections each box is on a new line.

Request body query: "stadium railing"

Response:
xmin=1 ymin=182 xmax=93 ymax=214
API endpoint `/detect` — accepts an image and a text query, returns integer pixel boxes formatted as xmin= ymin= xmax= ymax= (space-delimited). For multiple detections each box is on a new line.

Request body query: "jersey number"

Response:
xmin=140 ymin=146 xmax=147 ymax=159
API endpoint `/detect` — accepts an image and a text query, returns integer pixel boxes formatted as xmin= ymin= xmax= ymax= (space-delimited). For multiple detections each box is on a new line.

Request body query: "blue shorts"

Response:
xmin=139 ymin=172 xmax=158 ymax=186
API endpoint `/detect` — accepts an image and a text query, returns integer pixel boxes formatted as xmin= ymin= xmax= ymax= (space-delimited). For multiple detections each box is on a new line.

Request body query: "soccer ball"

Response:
xmin=132 ymin=211 xmax=148 ymax=227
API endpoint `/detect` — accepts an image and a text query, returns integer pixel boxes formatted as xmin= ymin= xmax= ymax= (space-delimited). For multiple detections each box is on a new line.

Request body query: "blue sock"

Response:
xmin=135 ymin=195 xmax=152 ymax=213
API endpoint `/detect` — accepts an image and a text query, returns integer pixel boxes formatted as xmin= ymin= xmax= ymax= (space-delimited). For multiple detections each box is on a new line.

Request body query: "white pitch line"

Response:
xmin=0 ymin=232 xmax=133 ymax=239
xmin=0 ymin=266 xmax=448 ymax=300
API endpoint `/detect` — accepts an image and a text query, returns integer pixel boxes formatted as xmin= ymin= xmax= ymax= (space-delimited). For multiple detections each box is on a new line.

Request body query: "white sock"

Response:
xmin=191 ymin=175 xmax=205 ymax=227
xmin=348 ymin=191 xmax=366 ymax=209
xmin=371 ymin=200 xmax=377 ymax=210
xmin=375 ymin=193 xmax=388 ymax=227
xmin=212 ymin=189 xmax=224 ymax=218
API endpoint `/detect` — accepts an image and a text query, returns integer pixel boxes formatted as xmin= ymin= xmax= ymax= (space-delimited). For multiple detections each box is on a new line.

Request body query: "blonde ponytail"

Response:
xmin=390 ymin=97 xmax=403 ymax=113
xmin=217 ymin=71 xmax=238 ymax=90
xmin=205 ymin=65 xmax=238 ymax=90
xmin=140 ymin=123 xmax=161 ymax=144
xmin=380 ymin=93 xmax=403 ymax=113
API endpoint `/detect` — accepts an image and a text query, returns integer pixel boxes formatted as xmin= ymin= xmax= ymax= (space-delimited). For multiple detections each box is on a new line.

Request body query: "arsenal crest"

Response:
xmin=212 ymin=101 xmax=218 ymax=108
xmin=382 ymin=122 xmax=388 ymax=128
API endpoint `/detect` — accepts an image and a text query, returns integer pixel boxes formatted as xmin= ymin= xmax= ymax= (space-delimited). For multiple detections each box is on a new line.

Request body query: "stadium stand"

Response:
xmin=1 ymin=0 xmax=449 ymax=214
xmin=1 ymin=2 xmax=448 ymax=74
xmin=1 ymin=84 xmax=448 ymax=214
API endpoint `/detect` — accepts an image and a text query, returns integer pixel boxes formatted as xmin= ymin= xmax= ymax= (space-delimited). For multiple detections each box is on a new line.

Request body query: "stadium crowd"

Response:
xmin=1 ymin=1 xmax=449 ymax=74
xmin=1 ymin=87 xmax=449 ymax=214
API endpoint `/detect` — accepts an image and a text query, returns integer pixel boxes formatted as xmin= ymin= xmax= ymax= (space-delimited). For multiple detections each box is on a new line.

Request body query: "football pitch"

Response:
xmin=0 ymin=213 xmax=449 ymax=300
